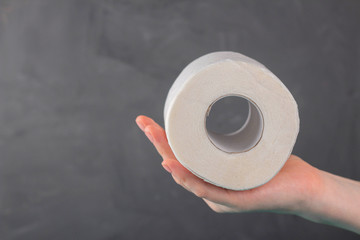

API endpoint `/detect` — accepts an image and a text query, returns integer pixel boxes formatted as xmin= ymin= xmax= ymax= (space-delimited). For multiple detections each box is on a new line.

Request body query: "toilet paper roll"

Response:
xmin=164 ymin=52 xmax=299 ymax=190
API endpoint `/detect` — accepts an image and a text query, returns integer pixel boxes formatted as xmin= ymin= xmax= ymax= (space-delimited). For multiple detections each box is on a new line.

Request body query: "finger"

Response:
xmin=203 ymin=199 xmax=221 ymax=212
xmin=135 ymin=115 xmax=151 ymax=131
xmin=136 ymin=115 xmax=166 ymax=139
xmin=144 ymin=125 xmax=176 ymax=160
xmin=163 ymin=158 xmax=236 ymax=205
xmin=135 ymin=115 xmax=176 ymax=160
xmin=203 ymin=199 xmax=234 ymax=213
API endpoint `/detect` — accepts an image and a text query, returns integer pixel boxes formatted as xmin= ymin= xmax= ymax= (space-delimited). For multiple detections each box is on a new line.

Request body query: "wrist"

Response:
xmin=296 ymin=169 xmax=360 ymax=233
xmin=294 ymin=169 xmax=327 ymax=221
xmin=285 ymin=164 xmax=325 ymax=217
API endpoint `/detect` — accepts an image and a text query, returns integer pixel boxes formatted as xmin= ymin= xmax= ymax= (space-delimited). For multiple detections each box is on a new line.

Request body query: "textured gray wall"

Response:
xmin=0 ymin=0 xmax=359 ymax=239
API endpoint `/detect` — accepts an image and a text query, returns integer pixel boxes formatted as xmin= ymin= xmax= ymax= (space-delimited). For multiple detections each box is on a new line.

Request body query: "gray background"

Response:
xmin=0 ymin=0 xmax=359 ymax=239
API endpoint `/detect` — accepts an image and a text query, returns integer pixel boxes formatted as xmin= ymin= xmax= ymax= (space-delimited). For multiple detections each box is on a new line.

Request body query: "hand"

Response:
xmin=135 ymin=115 xmax=322 ymax=215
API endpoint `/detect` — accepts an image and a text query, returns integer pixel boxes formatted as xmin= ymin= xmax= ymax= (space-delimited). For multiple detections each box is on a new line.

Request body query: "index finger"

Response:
xmin=136 ymin=115 xmax=176 ymax=160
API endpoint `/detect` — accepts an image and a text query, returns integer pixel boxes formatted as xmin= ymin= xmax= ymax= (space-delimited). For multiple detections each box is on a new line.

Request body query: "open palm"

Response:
xmin=135 ymin=115 xmax=322 ymax=215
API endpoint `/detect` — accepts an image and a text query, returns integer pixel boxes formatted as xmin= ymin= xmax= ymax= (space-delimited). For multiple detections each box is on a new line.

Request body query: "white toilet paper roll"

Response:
xmin=164 ymin=52 xmax=299 ymax=190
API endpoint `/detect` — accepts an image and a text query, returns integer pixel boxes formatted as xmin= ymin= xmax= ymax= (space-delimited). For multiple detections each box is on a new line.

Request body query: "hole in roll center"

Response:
xmin=205 ymin=95 xmax=264 ymax=153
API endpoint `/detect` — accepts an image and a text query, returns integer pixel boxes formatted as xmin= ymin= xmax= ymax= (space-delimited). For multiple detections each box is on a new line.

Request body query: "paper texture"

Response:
xmin=164 ymin=52 xmax=299 ymax=190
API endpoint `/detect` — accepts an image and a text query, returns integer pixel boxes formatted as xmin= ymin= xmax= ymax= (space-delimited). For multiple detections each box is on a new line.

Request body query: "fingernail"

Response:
xmin=162 ymin=162 xmax=172 ymax=173
xmin=145 ymin=131 xmax=154 ymax=143
xmin=135 ymin=120 xmax=145 ymax=131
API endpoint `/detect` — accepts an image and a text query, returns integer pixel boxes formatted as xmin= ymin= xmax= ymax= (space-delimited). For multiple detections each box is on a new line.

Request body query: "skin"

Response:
xmin=135 ymin=115 xmax=360 ymax=234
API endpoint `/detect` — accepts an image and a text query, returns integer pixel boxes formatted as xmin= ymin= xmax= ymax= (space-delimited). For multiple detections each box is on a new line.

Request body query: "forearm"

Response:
xmin=299 ymin=170 xmax=360 ymax=234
